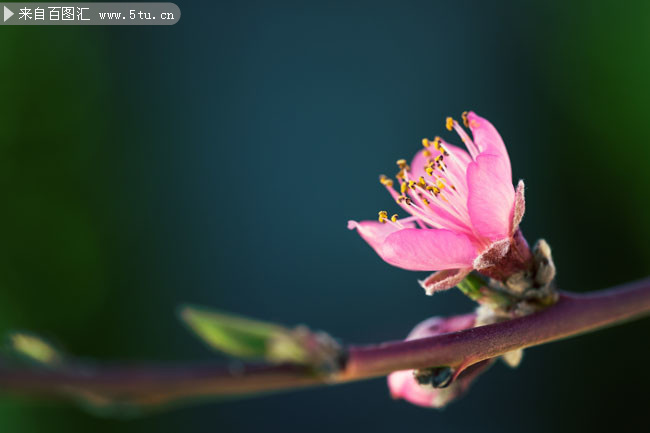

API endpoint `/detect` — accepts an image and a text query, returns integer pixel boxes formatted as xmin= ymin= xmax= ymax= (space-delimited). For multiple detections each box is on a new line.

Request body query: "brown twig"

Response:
xmin=1 ymin=277 xmax=650 ymax=409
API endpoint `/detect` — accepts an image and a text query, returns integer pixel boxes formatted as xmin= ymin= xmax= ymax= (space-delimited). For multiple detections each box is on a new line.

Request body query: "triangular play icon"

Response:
xmin=4 ymin=6 xmax=14 ymax=22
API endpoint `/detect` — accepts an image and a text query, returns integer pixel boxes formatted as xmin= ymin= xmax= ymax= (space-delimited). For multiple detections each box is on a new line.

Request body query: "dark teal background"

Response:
xmin=1 ymin=0 xmax=649 ymax=431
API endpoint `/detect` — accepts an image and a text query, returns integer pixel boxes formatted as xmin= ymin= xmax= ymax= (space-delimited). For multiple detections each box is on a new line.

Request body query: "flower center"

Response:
xmin=376 ymin=115 xmax=483 ymax=239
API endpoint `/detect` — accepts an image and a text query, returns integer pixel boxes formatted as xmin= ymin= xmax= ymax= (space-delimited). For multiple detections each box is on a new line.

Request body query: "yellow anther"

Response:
xmin=426 ymin=185 xmax=440 ymax=196
xmin=397 ymin=195 xmax=412 ymax=205
xmin=378 ymin=210 xmax=388 ymax=223
xmin=418 ymin=176 xmax=427 ymax=187
xmin=462 ymin=111 xmax=469 ymax=127
xmin=408 ymin=180 xmax=416 ymax=190
xmin=396 ymin=169 xmax=405 ymax=180
xmin=433 ymin=136 xmax=442 ymax=150
xmin=396 ymin=159 xmax=408 ymax=169
xmin=422 ymin=150 xmax=431 ymax=157
xmin=379 ymin=175 xmax=394 ymax=187
xmin=445 ymin=117 xmax=454 ymax=131
xmin=434 ymin=155 xmax=446 ymax=171
xmin=425 ymin=166 xmax=434 ymax=176
xmin=422 ymin=138 xmax=430 ymax=148
xmin=437 ymin=179 xmax=446 ymax=189
xmin=422 ymin=198 xmax=430 ymax=206
xmin=390 ymin=214 xmax=398 ymax=223
xmin=400 ymin=182 xmax=408 ymax=194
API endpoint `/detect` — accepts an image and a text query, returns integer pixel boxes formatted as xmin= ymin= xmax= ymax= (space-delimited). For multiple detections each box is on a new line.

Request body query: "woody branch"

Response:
xmin=0 ymin=277 xmax=649 ymax=408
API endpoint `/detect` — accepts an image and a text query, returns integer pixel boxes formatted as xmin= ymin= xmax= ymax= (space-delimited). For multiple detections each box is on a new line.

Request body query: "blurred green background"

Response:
xmin=1 ymin=0 xmax=649 ymax=431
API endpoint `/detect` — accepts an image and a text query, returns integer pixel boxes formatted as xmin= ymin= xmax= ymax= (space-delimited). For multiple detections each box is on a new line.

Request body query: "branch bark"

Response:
xmin=1 ymin=277 xmax=650 ymax=409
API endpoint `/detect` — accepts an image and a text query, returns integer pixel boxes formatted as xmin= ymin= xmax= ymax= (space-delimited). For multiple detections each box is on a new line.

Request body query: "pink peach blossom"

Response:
xmin=387 ymin=314 xmax=493 ymax=408
xmin=348 ymin=112 xmax=525 ymax=294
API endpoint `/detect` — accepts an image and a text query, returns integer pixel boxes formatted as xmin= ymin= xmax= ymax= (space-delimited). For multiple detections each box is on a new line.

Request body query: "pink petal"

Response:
xmin=381 ymin=228 xmax=477 ymax=271
xmin=347 ymin=219 xmax=416 ymax=258
xmin=418 ymin=268 xmax=472 ymax=295
xmin=511 ymin=179 xmax=525 ymax=234
xmin=466 ymin=154 xmax=515 ymax=241
xmin=465 ymin=111 xmax=511 ymax=178
xmin=388 ymin=370 xmax=440 ymax=407
xmin=409 ymin=149 xmax=430 ymax=180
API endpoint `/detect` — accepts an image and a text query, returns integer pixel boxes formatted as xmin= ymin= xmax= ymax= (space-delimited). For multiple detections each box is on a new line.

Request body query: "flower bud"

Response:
xmin=387 ymin=314 xmax=494 ymax=408
xmin=180 ymin=306 xmax=343 ymax=373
